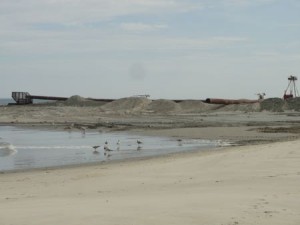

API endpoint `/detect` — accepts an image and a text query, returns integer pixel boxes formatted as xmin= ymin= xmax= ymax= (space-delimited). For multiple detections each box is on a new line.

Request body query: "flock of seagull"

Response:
xmin=69 ymin=126 xmax=185 ymax=157
xmin=65 ymin=126 xmax=148 ymax=156
xmin=91 ymin=139 xmax=143 ymax=155
xmin=91 ymin=139 xmax=185 ymax=156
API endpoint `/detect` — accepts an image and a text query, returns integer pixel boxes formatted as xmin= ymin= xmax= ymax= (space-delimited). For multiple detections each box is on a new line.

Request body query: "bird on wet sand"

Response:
xmin=116 ymin=140 xmax=120 ymax=150
xmin=80 ymin=126 xmax=86 ymax=134
xmin=104 ymin=145 xmax=113 ymax=152
xmin=136 ymin=140 xmax=143 ymax=150
xmin=104 ymin=152 xmax=112 ymax=157
xmin=92 ymin=145 xmax=100 ymax=154
xmin=104 ymin=145 xmax=113 ymax=157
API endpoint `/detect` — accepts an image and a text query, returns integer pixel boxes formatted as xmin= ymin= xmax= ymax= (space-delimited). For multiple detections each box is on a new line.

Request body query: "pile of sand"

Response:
xmin=260 ymin=98 xmax=285 ymax=112
xmin=285 ymin=97 xmax=300 ymax=111
xmin=65 ymin=95 xmax=86 ymax=104
xmin=100 ymin=97 xmax=152 ymax=113
xmin=58 ymin=95 xmax=105 ymax=107
xmin=50 ymin=96 xmax=300 ymax=113
xmin=101 ymin=99 xmax=219 ymax=114
xmin=178 ymin=100 xmax=220 ymax=113
xmin=145 ymin=99 xmax=181 ymax=113
xmin=217 ymin=102 xmax=261 ymax=112
xmin=216 ymin=97 xmax=300 ymax=112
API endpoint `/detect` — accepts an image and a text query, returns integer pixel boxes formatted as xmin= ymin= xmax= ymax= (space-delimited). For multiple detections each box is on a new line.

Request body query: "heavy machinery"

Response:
xmin=256 ymin=93 xmax=266 ymax=100
xmin=283 ymin=75 xmax=299 ymax=100
xmin=11 ymin=92 xmax=114 ymax=105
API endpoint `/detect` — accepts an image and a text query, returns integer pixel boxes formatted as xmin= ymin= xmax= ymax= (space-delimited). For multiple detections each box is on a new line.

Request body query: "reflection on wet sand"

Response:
xmin=0 ymin=126 xmax=221 ymax=172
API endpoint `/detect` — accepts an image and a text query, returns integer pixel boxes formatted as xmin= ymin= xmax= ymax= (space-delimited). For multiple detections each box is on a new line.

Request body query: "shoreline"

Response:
xmin=1 ymin=121 xmax=299 ymax=174
xmin=1 ymin=104 xmax=300 ymax=224
xmin=0 ymin=124 xmax=233 ymax=174
xmin=0 ymin=144 xmax=229 ymax=174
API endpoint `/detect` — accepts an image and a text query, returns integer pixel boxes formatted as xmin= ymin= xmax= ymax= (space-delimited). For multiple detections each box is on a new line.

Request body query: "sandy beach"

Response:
xmin=1 ymin=99 xmax=300 ymax=224
xmin=3 ymin=0 xmax=300 ymax=223
xmin=1 ymin=139 xmax=300 ymax=225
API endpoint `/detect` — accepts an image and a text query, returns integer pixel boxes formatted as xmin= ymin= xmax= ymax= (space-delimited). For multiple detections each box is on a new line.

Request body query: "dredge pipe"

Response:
xmin=205 ymin=98 xmax=259 ymax=105
xmin=29 ymin=95 xmax=68 ymax=101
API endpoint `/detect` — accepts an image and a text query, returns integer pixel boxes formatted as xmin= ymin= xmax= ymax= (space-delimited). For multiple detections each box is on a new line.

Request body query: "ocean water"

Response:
xmin=0 ymin=126 xmax=221 ymax=172
xmin=0 ymin=98 xmax=14 ymax=105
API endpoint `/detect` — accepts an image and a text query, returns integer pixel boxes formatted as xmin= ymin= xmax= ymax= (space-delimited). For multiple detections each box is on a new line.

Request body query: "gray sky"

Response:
xmin=1 ymin=0 xmax=300 ymax=99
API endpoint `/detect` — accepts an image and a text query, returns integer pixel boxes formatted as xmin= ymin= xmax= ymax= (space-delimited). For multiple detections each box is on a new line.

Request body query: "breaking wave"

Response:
xmin=0 ymin=142 xmax=17 ymax=157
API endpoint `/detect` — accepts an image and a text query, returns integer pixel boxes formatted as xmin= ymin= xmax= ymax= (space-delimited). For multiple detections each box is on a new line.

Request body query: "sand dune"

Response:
xmin=20 ymin=96 xmax=300 ymax=114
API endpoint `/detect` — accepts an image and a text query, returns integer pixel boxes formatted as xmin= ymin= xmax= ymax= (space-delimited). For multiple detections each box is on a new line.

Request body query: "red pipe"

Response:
xmin=206 ymin=98 xmax=259 ymax=105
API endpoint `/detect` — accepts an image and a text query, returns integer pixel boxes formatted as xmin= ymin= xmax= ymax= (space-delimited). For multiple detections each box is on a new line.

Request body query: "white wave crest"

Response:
xmin=0 ymin=143 xmax=17 ymax=157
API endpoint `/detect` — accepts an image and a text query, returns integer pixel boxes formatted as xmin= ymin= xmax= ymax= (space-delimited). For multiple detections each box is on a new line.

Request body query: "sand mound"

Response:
xmin=260 ymin=98 xmax=285 ymax=112
xmin=285 ymin=97 xmax=300 ymax=111
xmin=101 ymin=97 xmax=151 ymax=113
xmin=59 ymin=95 xmax=105 ymax=107
xmin=178 ymin=100 xmax=220 ymax=113
xmin=65 ymin=95 xmax=86 ymax=104
xmin=146 ymin=99 xmax=181 ymax=113
xmin=217 ymin=102 xmax=261 ymax=112
xmin=56 ymin=96 xmax=300 ymax=113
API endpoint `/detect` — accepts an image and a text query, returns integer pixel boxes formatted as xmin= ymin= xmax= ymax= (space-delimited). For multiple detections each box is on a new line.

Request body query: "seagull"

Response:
xmin=80 ymin=126 xmax=86 ymax=135
xmin=64 ymin=125 xmax=72 ymax=131
xmin=104 ymin=145 xmax=113 ymax=152
xmin=92 ymin=145 xmax=100 ymax=154
xmin=104 ymin=145 xmax=113 ymax=157
xmin=137 ymin=140 xmax=143 ymax=145
xmin=104 ymin=152 xmax=112 ymax=158
xmin=177 ymin=138 xmax=183 ymax=146
xmin=116 ymin=140 xmax=120 ymax=150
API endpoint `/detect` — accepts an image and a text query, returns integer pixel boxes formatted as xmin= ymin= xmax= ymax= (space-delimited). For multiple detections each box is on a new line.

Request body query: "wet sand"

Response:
xmin=0 ymin=104 xmax=300 ymax=224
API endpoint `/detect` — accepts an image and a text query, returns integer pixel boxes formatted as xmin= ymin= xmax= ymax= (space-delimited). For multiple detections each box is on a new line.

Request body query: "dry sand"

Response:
xmin=1 ymin=97 xmax=300 ymax=224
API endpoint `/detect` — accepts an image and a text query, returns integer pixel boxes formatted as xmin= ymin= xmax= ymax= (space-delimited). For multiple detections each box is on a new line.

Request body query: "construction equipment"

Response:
xmin=256 ymin=93 xmax=266 ymax=100
xmin=11 ymin=92 xmax=115 ymax=105
xmin=11 ymin=92 xmax=67 ymax=105
xmin=283 ymin=75 xmax=299 ymax=100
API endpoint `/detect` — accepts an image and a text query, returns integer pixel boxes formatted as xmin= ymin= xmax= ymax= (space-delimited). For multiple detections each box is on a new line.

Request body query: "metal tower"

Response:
xmin=283 ymin=75 xmax=299 ymax=100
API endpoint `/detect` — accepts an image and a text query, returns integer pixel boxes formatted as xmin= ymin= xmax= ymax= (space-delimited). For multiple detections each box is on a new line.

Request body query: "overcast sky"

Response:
xmin=1 ymin=0 xmax=300 ymax=99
